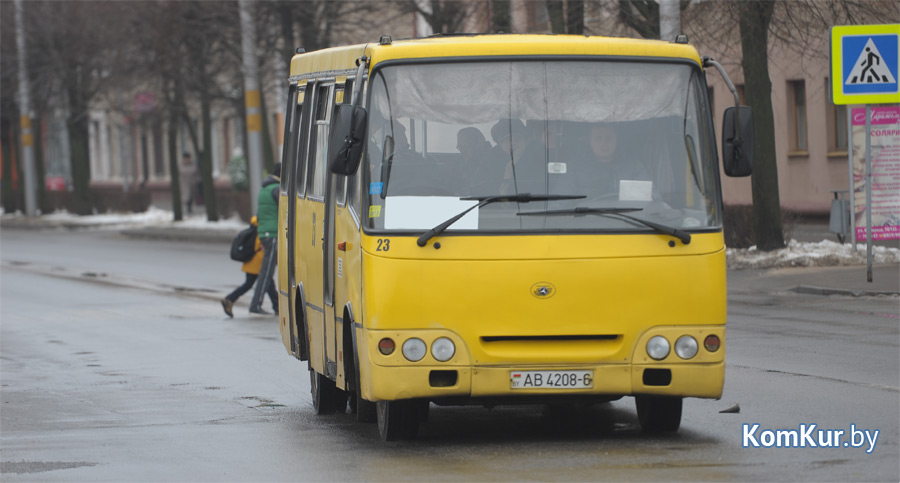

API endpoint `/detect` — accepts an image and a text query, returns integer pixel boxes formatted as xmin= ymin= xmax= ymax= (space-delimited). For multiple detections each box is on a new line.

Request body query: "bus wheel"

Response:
xmin=635 ymin=396 xmax=682 ymax=433
xmin=376 ymin=400 xmax=419 ymax=441
xmin=310 ymin=370 xmax=342 ymax=415
xmin=354 ymin=389 xmax=377 ymax=423
xmin=344 ymin=324 xmax=376 ymax=423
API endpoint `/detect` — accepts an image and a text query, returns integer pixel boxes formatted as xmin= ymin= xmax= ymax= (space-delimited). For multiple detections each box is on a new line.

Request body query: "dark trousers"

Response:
xmin=250 ymin=237 xmax=278 ymax=312
xmin=226 ymin=273 xmax=276 ymax=308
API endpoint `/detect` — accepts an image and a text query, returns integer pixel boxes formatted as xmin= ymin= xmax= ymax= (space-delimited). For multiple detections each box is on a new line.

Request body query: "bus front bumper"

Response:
xmin=365 ymin=361 xmax=725 ymax=402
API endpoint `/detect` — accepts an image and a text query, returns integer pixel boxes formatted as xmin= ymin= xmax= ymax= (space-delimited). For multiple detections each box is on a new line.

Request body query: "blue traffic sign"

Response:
xmin=832 ymin=24 xmax=900 ymax=105
xmin=842 ymin=34 xmax=898 ymax=95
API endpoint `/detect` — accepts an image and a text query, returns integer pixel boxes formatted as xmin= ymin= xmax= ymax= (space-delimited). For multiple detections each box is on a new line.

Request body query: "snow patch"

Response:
xmin=727 ymin=239 xmax=900 ymax=269
xmin=1 ymin=206 xmax=246 ymax=231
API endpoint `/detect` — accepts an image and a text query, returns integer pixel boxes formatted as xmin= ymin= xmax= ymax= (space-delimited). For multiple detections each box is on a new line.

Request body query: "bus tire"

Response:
xmin=635 ymin=395 xmax=682 ymax=433
xmin=354 ymin=386 xmax=377 ymax=423
xmin=310 ymin=370 xmax=342 ymax=415
xmin=343 ymin=311 xmax=376 ymax=423
xmin=376 ymin=400 xmax=419 ymax=441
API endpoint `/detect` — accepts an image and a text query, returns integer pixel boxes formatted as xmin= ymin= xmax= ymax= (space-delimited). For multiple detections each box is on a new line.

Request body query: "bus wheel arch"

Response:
xmin=343 ymin=304 xmax=376 ymax=423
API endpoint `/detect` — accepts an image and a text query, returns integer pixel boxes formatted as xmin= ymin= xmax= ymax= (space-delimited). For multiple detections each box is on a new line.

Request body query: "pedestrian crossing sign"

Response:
xmin=831 ymin=24 xmax=900 ymax=105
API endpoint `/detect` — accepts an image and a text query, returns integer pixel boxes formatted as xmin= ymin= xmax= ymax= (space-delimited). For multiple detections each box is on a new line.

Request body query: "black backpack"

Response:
xmin=230 ymin=224 xmax=258 ymax=262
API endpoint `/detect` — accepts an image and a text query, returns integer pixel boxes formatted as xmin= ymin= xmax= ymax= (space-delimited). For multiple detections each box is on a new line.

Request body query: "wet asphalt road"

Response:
xmin=1 ymin=229 xmax=898 ymax=481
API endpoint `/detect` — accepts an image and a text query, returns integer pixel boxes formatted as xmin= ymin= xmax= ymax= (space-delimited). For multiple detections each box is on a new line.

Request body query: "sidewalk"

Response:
xmin=2 ymin=214 xmax=897 ymax=297
xmin=728 ymin=263 xmax=899 ymax=297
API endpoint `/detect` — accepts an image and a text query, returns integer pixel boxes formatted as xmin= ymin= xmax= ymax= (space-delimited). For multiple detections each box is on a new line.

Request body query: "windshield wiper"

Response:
xmin=517 ymin=207 xmax=691 ymax=245
xmin=416 ymin=193 xmax=586 ymax=247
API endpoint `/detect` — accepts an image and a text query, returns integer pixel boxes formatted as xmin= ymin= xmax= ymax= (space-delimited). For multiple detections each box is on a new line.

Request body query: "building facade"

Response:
xmin=65 ymin=1 xmax=895 ymax=218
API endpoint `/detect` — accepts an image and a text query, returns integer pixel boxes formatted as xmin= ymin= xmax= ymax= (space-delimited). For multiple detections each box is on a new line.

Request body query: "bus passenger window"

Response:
xmin=335 ymin=86 xmax=348 ymax=206
xmin=307 ymin=84 xmax=334 ymax=199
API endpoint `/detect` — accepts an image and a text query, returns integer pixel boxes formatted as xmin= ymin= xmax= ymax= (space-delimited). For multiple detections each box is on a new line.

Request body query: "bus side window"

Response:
xmin=280 ymin=84 xmax=303 ymax=196
xmin=335 ymin=85 xmax=348 ymax=207
xmin=307 ymin=84 xmax=335 ymax=199
xmin=295 ymin=84 xmax=311 ymax=199
xmin=279 ymin=84 xmax=297 ymax=195
xmin=344 ymin=78 xmax=363 ymax=219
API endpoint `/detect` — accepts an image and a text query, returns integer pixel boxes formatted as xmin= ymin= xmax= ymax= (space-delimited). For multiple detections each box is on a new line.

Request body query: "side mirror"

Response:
xmin=328 ymin=104 xmax=367 ymax=175
xmin=722 ymin=106 xmax=754 ymax=177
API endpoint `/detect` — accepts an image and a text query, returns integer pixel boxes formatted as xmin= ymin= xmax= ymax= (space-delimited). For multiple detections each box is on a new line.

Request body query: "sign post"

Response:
xmin=831 ymin=24 xmax=900 ymax=282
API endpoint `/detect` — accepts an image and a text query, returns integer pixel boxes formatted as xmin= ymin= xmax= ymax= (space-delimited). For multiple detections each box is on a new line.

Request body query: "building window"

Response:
xmin=834 ymin=105 xmax=847 ymax=150
xmin=788 ymin=80 xmax=807 ymax=152
xmin=824 ymin=78 xmax=849 ymax=155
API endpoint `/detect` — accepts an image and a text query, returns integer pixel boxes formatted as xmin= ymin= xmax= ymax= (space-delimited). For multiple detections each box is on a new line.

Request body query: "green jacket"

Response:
xmin=257 ymin=175 xmax=280 ymax=239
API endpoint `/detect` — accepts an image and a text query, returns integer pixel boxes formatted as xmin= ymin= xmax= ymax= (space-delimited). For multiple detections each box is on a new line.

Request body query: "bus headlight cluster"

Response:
xmin=646 ymin=334 xmax=719 ymax=360
xmin=385 ymin=337 xmax=456 ymax=362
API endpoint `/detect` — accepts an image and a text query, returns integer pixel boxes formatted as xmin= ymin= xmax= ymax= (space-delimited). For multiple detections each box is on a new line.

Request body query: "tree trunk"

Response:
xmin=567 ymin=0 xmax=584 ymax=34
xmin=547 ymin=0 xmax=565 ymax=33
xmin=67 ymin=90 xmax=92 ymax=216
xmin=739 ymin=0 xmax=785 ymax=250
xmin=260 ymin=87 xmax=275 ymax=171
xmin=199 ymin=88 xmax=218 ymax=222
xmin=491 ymin=0 xmax=511 ymax=33
xmin=33 ymin=112 xmax=49 ymax=213
xmin=167 ymin=86 xmax=183 ymax=221
xmin=1 ymin=115 xmax=18 ymax=213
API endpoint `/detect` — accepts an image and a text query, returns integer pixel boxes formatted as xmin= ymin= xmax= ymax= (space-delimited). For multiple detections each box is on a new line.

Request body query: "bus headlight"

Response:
xmin=431 ymin=337 xmax=455 ymax=362
xmin=646 ymin=336 xmax=670 ymax=360
xmin=674 ymin=335 xmax=699 ymax=359
xmin=402 ymin=338 xmax=427 ymax=362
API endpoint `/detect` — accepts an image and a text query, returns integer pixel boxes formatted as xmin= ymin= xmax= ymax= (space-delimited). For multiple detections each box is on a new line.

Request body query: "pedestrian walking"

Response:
xmin=221 ymin=216 xmax=277 ymax=317
xmin=249 ymin=163 xmax=281 ymax=315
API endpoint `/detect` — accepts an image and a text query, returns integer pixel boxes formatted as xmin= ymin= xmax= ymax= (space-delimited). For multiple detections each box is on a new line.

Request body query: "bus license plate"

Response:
xmin=510 ymin=370 xmax=593 ymax=389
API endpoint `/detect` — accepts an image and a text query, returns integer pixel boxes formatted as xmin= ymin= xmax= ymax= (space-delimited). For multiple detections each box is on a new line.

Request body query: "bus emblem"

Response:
xmin=530 ymin=282 xmax=556 ymax=299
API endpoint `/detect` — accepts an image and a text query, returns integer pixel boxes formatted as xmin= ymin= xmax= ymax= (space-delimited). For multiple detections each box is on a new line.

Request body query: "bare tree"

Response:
xmin=19 ymin=1 xmax=136 ymax=215
xmin=738 ymin=0 xmax=784 ymax=250
xmin=1 ymin=1 xmax=22 ymax=212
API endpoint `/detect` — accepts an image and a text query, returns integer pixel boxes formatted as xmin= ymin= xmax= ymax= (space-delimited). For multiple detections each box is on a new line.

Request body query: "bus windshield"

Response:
xmin=364 ymin=61 xmax=721 ymax=234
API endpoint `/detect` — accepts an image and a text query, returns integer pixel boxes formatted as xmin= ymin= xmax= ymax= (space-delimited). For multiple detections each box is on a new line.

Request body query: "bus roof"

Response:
xmin=289 ymin=34 xmax=702 ymax=81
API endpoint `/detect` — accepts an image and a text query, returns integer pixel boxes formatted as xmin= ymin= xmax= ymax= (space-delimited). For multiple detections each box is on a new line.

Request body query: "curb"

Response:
xmin=791 ymin=285 xmax=899 ymax=297
xmin=119 ymin=228 xmax=236 ymax=244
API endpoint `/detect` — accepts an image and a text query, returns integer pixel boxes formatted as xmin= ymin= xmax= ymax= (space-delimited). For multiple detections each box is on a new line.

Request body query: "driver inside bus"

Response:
xmin=576 ymin=123 xmax=650 ymax=199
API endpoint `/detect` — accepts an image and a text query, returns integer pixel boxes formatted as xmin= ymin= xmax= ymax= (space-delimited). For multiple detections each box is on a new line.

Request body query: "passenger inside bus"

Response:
xmin=455 ymin=127 xmax=506 ymax=195
xmin=510 ymin=120 xmax=579 ymax=196
xmin=489 ymin=119 xmax=526 ymax=195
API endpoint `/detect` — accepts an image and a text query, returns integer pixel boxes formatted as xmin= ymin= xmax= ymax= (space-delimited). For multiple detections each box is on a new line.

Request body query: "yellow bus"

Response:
xmin=276 ymin=34 xmax=753 ymax=441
